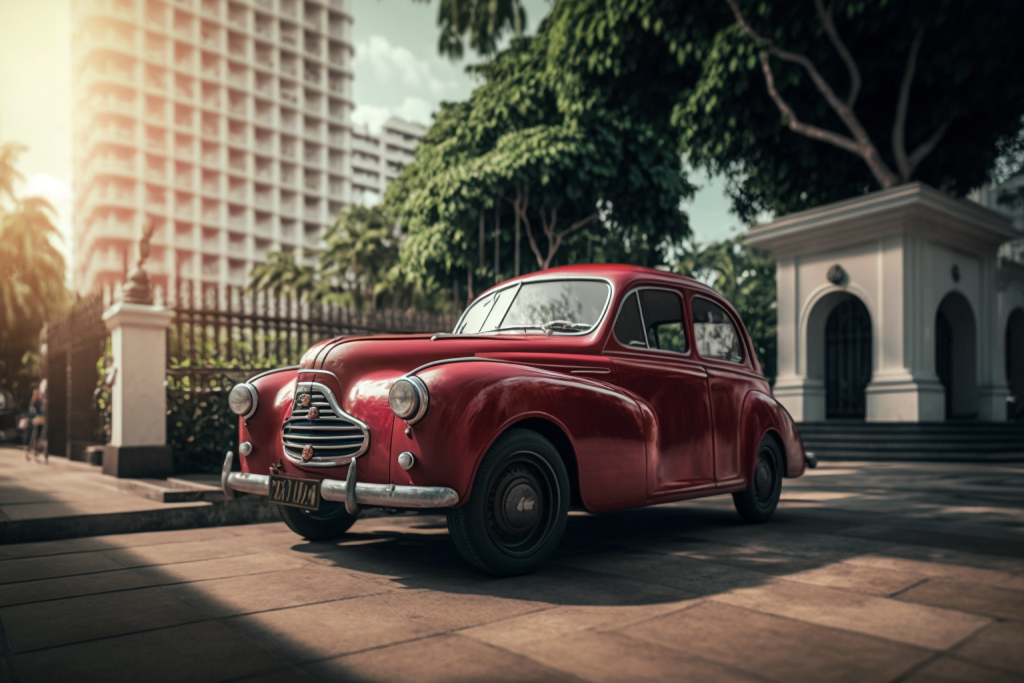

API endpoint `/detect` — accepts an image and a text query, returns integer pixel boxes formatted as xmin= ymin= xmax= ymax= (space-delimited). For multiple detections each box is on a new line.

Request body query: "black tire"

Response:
xmin=447 ymin=429 xmax=570 ymax=576
xmin=733 ymin=435 xmax=783 ymax=523
xmin=278 ymin=500 xmax=358 ymax=540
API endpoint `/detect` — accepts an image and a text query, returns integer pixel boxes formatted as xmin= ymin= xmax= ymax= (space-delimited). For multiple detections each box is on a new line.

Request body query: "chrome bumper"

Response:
xmin=220 ymin=451 xmax=460 ymax=510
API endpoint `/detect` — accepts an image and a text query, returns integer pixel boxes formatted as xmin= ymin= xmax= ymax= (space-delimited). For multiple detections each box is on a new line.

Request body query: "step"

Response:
xmin=117 ymin=478 xmax=227 ymax=503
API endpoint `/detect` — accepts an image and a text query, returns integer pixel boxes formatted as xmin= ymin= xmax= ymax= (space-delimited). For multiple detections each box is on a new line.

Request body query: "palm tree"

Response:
xmin=321 ymin=205 xmax=400 ymax=309
xmin=0 ymin=196 xmax=67 ymax=336
xmin=247 ymin=250 xmax=318 ymax=297
xmin=0 ymin=142 xmax=26 ymax=207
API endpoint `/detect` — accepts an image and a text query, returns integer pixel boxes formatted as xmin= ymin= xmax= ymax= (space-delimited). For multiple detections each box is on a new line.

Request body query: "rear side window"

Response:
xmin=613 ymin=292 xmax=647 ymax=347
xmin=638 ymin=290 xmax=687 ymax=353
xmin=693 ymin=297 xmax=744 ymax=363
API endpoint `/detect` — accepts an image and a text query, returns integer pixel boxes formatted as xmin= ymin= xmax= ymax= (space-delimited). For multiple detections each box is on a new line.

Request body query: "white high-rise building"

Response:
xmin=71 ymin=0 xmax=354 ymax=298
xmin=350 ymin=117 xmax=426 ymax=204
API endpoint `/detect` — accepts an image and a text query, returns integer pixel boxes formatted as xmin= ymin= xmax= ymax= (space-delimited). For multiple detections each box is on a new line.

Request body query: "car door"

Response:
xmin=607 ymin=287 xmax=716 ymax=494
xmin=691 ymin=294 xmax=757 ymax=484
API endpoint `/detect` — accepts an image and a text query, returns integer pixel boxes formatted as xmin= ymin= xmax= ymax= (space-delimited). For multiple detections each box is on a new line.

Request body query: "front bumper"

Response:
xmin=220 ymin=451 xmax=460 ymax=510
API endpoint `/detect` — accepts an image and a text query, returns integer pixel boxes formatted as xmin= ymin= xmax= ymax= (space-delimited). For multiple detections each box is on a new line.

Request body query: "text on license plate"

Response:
xmin=269 ymin=474 xmax=321 ymax=511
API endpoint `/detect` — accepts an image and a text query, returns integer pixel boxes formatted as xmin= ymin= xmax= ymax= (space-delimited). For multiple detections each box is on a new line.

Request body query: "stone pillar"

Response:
xmin=101 ymin=302 xmax=175 ymax=478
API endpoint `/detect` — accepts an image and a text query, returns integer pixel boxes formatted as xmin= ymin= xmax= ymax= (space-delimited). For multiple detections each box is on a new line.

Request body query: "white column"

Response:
xmin=102 ymin=302 xmax=176 ymax=477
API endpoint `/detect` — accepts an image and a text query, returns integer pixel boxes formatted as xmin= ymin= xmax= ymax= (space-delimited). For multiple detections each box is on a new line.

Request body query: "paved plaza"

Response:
xmin=1 ymin=460 xmax=1022 ymax=682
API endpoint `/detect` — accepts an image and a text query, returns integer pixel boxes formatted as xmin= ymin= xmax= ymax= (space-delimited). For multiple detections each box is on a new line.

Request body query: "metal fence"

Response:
xmin=167 ymin=281 xmax=458 ymax=371
xmin=44 ymin=292 xmax=109 ymax=460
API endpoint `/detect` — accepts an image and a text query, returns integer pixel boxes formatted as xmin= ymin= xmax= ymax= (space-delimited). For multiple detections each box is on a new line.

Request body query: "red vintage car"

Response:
xmin=223 ymin=264 xmax=812 ymax=575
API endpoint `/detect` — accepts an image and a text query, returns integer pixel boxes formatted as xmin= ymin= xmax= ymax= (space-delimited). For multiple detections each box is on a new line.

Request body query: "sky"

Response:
xmin=0 ymin=0 xmax=738 ymax=274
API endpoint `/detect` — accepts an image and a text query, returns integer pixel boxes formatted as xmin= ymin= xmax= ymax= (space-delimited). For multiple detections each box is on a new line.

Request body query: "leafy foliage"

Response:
xmin=427 ymin=0 xmax=527 ymax=60
xmin=0 ymin=142 xmax=68 ymax=408
xmin=387 ymin=33 xmax=694 ymax=299
xmin=547 ymin=0 xmax=1024 ymax=223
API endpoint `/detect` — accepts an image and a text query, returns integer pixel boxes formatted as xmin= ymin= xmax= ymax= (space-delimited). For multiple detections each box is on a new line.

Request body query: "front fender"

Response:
xmin=390 ymin=360 xmax=648 ymax=513
xmin=740 ymin=390 xmax=806 ymax=479
xmin=238 ymin=367 xmax=298 ymax=476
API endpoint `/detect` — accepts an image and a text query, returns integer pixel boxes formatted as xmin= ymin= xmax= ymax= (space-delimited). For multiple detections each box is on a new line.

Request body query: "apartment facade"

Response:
xmin=71 ymin=0 xmax=354 ymax=298
xmin=350 ymin=117 xmax=426 ymax=204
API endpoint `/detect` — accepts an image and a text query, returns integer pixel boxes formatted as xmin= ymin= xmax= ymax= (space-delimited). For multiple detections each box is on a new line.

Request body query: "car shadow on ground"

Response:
xmin=288 ymin=502 xmax=862 ymax=608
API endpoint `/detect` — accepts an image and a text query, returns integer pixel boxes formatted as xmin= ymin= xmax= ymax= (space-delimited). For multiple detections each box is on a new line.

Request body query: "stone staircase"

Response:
xmin=796 ymin=421 xmax=1024 ymax=462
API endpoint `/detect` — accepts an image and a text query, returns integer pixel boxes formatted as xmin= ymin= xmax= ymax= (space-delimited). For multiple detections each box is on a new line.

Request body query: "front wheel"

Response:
xmin=278 ymin=500 xmax=358 ymax=540
xmin=447 ymin=429 xmax=569 ymax=576
xmin=733 ymin=435 xmax=783 ymax=523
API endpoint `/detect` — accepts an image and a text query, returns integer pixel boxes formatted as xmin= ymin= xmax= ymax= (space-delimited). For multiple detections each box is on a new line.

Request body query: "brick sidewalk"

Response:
xmin=0 ymin=460 xmax=1022 ymax=682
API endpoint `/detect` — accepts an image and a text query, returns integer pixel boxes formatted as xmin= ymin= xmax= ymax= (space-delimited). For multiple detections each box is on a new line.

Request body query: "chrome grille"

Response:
xmin=282 ymin=382 xmax=370 ymax=467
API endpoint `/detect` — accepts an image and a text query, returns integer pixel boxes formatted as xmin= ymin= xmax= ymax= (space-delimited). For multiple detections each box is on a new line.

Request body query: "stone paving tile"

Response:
xmin=231 ymin=669 xmax=318 ymax=683
xmin=899 ymin=656 xmax=1023 ymax=683
xmin=783 ymin=560 xmax=926 ymax=596
xmin=11 ymin=621 xmax=289 ymax=683
xmin=0 ymin=586 xmax=206 ymax=653
xmin=618 ymin=601 xmax=930 ymax=683
xmin=0 ymin=567 xmax=154 ymax=607
xmin=0 ymin=550 xmax=125 ymax=584
xmin=841 ymin=525 xmax=1024 ymax=560
xmin=459 ymin=602 xmax=696 ymax=650
xmin=710 ymin=578 xmax=992 ymax=650
xmin=555 ymin=548 xmax=774 ymax=596
xmin=895 ymin=578 xmax=1024 ymax=621
xmin=954 ymin=622 xmax=1024 ymax=675
xmin=0 ymin=524 xmax=253 ymax=561
xmin=306 ymin=633 xmax=585 ymax=683
xmin=101 ymin=536 xmax=269 ymax=568
xmin=133 ymin=552 xmax=312 ymax=585
xmin=225 ymin=588 xmax=550 ymax=664
xmin=165 ymin=564 xmax=398 ymax=618
xmin=842 ymin=554 xmax=1024 ymax=587
xmin=514 ymin=630 xmax=764 ymax=683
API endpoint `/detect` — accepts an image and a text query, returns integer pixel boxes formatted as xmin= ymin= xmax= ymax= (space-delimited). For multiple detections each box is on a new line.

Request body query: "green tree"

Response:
xmin=677 ymin=236 xmax=777 ymax=383
xmin=547 ymin=0 xmax=1024 ymax=223
xmin=388 ymin=34 xmax=694 ymax=301
xmin=427 ymin=0 xmax=527 ymax=60
xmin=0 ymin=143 xmax=68 ymax=405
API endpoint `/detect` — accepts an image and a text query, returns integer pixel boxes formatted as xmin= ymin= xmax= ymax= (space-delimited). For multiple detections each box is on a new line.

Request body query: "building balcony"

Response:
xmin=89 ymin=156 xmax=136 ymax=177
xmin=254 ymin=194 xmax=274 ymax=210
xmin=228 ymin=213 xmax=248 ymax=230
xmin=201 ymin=212 xmax=221 ymax=227
xmin=254 ymin=218 xmax=272 ymax=236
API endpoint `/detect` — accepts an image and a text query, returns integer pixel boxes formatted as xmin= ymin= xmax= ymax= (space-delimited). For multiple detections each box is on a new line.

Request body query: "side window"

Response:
xmin=638 ymin=290 xmax=687 ymax=354
xmin=613 ymin=292 xmax=647 ymax=347
xmin=693 ymin=297 xmax=744 ymax=363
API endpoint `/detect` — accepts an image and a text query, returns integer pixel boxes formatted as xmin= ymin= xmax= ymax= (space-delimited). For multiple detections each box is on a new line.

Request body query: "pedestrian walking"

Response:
xmin=24 ymin=381 xmax=48 ymax=464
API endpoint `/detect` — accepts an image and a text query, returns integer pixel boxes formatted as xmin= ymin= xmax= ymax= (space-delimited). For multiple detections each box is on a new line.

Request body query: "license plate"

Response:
xmin=269 ymin=474 xmax=321 ymax=511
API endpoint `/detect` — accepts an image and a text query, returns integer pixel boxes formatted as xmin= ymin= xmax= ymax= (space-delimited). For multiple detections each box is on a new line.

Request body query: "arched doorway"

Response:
xmin=825 ymin=297 xmax=872 ymax=419
xmin=1007 ymin=308 xmax=1024 ymax=422
xmin=935 ymin=293 xmax=977 ymax=419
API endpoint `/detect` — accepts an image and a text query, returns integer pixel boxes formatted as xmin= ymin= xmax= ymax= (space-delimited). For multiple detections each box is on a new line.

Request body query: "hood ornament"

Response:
xmin=301 ymin=445 xmax=314 ymax=462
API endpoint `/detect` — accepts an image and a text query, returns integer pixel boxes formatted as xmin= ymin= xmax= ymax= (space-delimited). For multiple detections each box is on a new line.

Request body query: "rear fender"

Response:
xmin=740 ymin=391 xmax=806 ymax=479
xmin=391 ymin=360 xmax=648 ymax=512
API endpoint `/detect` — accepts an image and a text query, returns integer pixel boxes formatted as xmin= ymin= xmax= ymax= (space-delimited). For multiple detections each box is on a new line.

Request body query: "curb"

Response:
xmin=0 ymin=496 xmax=280 ymax=545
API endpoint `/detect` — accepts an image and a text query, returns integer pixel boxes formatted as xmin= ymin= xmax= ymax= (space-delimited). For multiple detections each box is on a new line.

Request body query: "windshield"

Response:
xmin=454 ymin=279 xmax=611 ymax=334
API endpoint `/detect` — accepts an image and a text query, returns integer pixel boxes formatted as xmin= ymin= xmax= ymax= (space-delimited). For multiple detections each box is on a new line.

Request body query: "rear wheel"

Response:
xmin=447 ymin=429 xmax=569 ymax=576
xmin=278 ymin=500 xmax=358 ymax=540
xmin=733 ymin=436 xmax=783 ymax=523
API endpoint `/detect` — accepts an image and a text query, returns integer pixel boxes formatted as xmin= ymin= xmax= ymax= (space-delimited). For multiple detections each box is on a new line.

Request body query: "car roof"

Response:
xmin=490 ymin=264 xmax=720 ymax=299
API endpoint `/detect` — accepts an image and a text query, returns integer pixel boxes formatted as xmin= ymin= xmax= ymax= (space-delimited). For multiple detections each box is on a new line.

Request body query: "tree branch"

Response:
xmin=756 ymin=53 xmax=862 ymax=156
xmin=892 ymin=29 xmax=923 ymax=182
xmin=549 ymin=213 xmax=599 ymax=265
xmin=907 ymin=116 xmax=953 ymax=176
xmin=725 ymin=0 xmax=900 ymax=188
xmin=813 ymin=0 xmax=861 ymax=108
xmin=516 ymin=186 xmax=544 ymax=269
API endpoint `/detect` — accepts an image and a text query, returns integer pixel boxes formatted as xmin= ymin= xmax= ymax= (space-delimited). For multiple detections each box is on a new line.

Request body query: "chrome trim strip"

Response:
xmin=246 ymin=365 xmax=300 ymax=384
xmin=223 ymin=470 xmax=460 ymax=508
xmin=221 ymin=451 xmax=236 ymax=500
xmin=282 ymin=381 xmax=370 ymax=467
xmin=296 ymin=368 xmax=341 ymax=380
xmin=451 ymin=276 xmax=615 ymax=337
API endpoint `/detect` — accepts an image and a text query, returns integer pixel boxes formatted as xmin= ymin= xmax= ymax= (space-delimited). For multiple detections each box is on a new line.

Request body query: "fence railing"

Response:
xmin=167 ymin=282 xmax=459 ymax=369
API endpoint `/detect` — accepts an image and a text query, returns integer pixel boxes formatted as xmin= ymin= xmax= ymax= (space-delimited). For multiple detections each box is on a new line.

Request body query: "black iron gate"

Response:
xmin=825 ymin=297 xmax=872 ymax=419
xmin=44 ymin=293 xmax=109 ymax=459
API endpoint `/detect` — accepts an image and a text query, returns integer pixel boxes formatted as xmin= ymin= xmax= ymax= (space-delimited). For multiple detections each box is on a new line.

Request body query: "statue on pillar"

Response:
xmin=122 ymin=219 xmax=158 ymax=305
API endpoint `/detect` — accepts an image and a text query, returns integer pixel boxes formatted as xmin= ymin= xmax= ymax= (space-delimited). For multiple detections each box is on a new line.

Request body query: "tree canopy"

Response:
xmin=547 ymin=0 xmax=1024 ymax=223
xmin=386 ymin=33 xmax=694 ymax=301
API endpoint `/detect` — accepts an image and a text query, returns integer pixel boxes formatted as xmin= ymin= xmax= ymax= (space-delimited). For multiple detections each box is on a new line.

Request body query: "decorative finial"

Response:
xmin=123 ymin=219 xmax=158 ymax=305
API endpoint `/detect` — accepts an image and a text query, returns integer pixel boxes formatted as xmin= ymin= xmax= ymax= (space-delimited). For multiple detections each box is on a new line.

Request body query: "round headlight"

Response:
xmin=388 ymin=377 xmax=428 ymax=424
xmin=228 ymin=383 xmax=257 ymax=419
